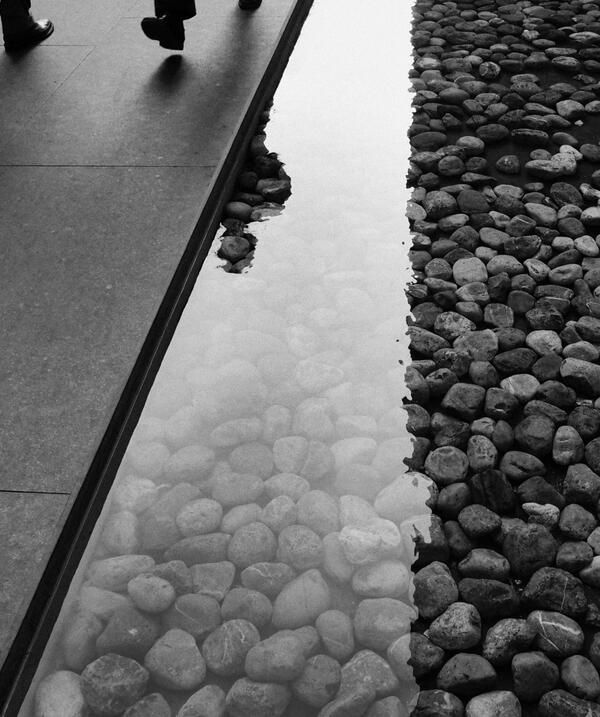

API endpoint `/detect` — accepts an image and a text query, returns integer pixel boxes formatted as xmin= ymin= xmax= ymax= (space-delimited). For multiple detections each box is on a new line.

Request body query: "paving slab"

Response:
xmin=0 ymin=164 xmax=213 ymax=493
xmin=0 ymin=0 xmax=306 ymax=684
xmin=0 ymin=492 xmax=70 ymax=666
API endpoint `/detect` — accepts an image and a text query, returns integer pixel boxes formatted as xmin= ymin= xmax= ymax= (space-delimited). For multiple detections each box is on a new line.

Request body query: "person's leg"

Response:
xmin=238 ymin=0 xmax=262 ymax=9
xmin=141 ymin=0 xmax=195 ymax=50
xmin=1 ymin=0 xmax=53 ymax=50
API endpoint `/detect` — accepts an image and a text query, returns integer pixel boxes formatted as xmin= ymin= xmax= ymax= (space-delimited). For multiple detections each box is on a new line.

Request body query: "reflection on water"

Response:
xmin=20 ymin=0 xmax=423 ymax=715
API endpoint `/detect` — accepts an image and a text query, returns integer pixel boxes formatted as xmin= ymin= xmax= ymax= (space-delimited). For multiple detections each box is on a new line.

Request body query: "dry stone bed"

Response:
xmin=408 ymin=1 xmax=600 ymax=716
xmin=216 ymin=101 xmax=292 ymax=273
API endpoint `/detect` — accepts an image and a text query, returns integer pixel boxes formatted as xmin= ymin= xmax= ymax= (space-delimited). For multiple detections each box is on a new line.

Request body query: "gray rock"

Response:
xmin=561 ymin=358 xmax=600 ymax=397
xmin=190 ymin=562 xmax=235 ymax=601
xmin=163 ymin=594 xmax=221 ymax=641
xmin=458 ymin=549 xmax=510 ymax=582
xmin=502 ymin=522 xmax=557 ymax=579
xmin=428 ymin=602 xmax=481 ymax=651
xmin=465 ymin=691 xmax=520 ymax=717
xmin=527 ymin=610 xmax=584 ymax=657
xmin=561 ymin=654 xmax=600 ymax=701
xmin=317 ymin=684 xmax=376 ymax=717
xmin=124 ymin=693 xmax=171 ymax=717
xmin=240 ymin=562 xmax=296 ymax=599
xmin=80 ymin=654 xmax=149 ymax=717
xmin=220 ymin=587 xmax=272 ymax=629
xmin=482 ymin=619 xmax=536 ymax=666
xmin=387 ymin=633 xmax=444 ymax=681
xmin=411 ymin=690 xmax=464 ymax=717
xmin=353 ymin=598 xmax=413 ymax=651
xmin=539 ymin=689 xmax=600 ymax=717
xmin=245 ymin=631 xmax=306 ymax=683
xmin=201 ymin=619 xmax=260 ymax=677
xmin=144 ymin=629 xmax=206 ymax=691
xmin=338 ymin=650 xmax=399 ymax=699
xmin=315 ymin=610 xmax=355 ymax=662
xmin=522 ymin=567 xmax=587 ymax=617
xmin=33 ymin=671 xmax=86 ymax=717
xmin=95 ymin=607 xmax=160 ymax=661
xmin=292 ymin=655 xmax=341 ymax=709
xmin=226 ymin=679 xmax=291 ymax=717
xmin=512 ymin=651 xmax=559 ymax=702
xmin=436 ymin=653 xmax=497 ymax=698
xmin=176 ymin=685 xmax=226 ymax=717
xmin=413 ymin=562 xmax=458 ymax=620
xmin=271 ymin=569 xmax=331 ymax=629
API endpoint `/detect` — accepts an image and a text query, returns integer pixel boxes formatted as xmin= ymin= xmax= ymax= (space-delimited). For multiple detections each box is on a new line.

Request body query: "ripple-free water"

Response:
xmin=19 ymin=1 xmax=423 ymax=714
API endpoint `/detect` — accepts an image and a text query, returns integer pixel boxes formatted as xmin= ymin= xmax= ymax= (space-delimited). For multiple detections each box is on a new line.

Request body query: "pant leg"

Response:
xmin=0 ymin=0 xmax=34 ymax=37
xmin=155 ymin=0 xmax=196 ymax=19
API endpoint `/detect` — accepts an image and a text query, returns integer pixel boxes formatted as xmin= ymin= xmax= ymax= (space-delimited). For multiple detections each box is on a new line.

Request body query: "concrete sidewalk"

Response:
xmin=0 ymin=0 xmax=304 ymax=676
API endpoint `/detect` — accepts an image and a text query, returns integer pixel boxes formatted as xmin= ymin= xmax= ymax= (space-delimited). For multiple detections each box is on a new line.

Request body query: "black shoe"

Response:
xmin=239 ymin=0 xmax=262 ymax=9
xmin=141 ymin=15 xmax=184 ymax=50
xmin=4 ymin=19 xmax=54 ymax=51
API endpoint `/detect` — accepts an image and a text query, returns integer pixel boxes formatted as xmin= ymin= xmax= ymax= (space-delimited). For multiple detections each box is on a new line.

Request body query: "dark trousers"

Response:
xmin=0 ymin=0 xmax=33 ymax=37
xmin=155 ymin=0 xmax=196 ymax=19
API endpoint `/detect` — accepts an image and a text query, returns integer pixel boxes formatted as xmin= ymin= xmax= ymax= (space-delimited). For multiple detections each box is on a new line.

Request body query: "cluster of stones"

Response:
xmin=217 ymin=103 xmax=292 ymax=273
xmin=407 ymin=1 xmax=600 ymax=716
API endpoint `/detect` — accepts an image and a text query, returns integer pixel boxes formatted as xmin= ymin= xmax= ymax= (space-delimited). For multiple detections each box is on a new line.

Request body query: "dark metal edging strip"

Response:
xmin=0 ymin=0 xmax=314 ymax=711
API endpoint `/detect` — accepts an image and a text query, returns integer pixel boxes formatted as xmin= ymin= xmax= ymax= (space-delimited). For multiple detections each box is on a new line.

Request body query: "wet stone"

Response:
xmin=561 ymin=654 xmax=600 ymax=701
xmin=163 ymin=594 xmax=221 ymax=642
xmin=413 ymin=562 xmax=459 ymax=620
xmin=411 ymin=690 xmax=464 ymax=717
xmin=458 ymin=505 xmax=501 ymax=539
xmin=240 ymin=562 xmax=295 ymax=599
xmin=318 ymin=684 xmax=376 ymax=717
xmin=427 ymin=602 xmax=482 ymax=651
xmin=458 ymin=578 xmax=520 ymax=619
xmin=522 ymin=567 xmax=587 ymax=617
xmin=271 ymin=569 xmax=331 ymax=630
xmin=353 ymin=598 xmax=413 ymax=651
xmin=221 ymin=588 xmax=272 ymax=629
xmin=175 ymin=685 xmax=226 ymax=717
xmin=123 ymin=693 xmax=171 ymax=717
xmin=436 ymin=653 xmax=497 ymax=698
xmin=514 ymin=414 xmax=555 ymax=456
xmin=245 ymin=632 xmax=306 ymax=683
xmin=559 ymin=504 xmax=597 ymax=541
xmin=33 ymin=671 xmax=86 ymax=717
xmin=512 ymin=651 xmax=559 ymax=703
xmin=95 ymin=607 xmax=160 ymax=661
xmin=538 ymin=689 xmax=600 ymax=717
xmin=338 ymin=650 xmax=399 ymax=699
xmin=201 ymin=620 xmax=261 ymax=677
xmin=190 ymin=562 xmax=235 ymax=601
xmin=80 ymin=655 xmax=149 ymax=717
xmin=482 ymin=618 xmax=536 ymax=666
xmin=388 ymin=633 xmax=444 ymax=681
xmin=556 ymin=541 xmax=593 ymax=573
xmin=316 ymin=610 xmax=355 ymax=663
xmin=225 ymin=679 xmax=291 ymax=717
xmin=527 ymin=611 xmax=585 ymax=657
xmin=458 ymin=549 xmax=510 ymax=582
xmin=144 ymin=629 xmax=206 ymax=691
xmin=292 ymin=655 xmax=341 ymax=709
xmin=424 ymin=447 xmax=468 ymax=486
xmin=464 ymin=691 xmax=521 ymax=717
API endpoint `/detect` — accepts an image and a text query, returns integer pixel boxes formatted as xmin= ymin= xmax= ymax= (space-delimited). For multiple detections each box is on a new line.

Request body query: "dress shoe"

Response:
xmin=141 ymin=15 xmax=184 ymax=50
xmin=239 ymin=0 xmax=262 ymax=9
xmin=4 ymin=19 xmax=54 ymax=51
